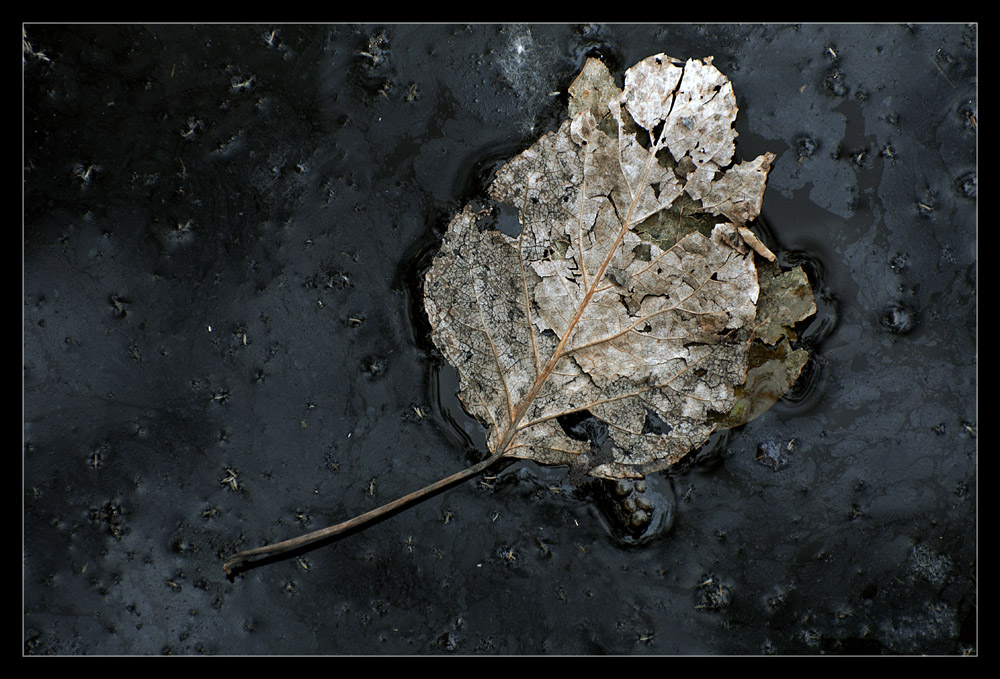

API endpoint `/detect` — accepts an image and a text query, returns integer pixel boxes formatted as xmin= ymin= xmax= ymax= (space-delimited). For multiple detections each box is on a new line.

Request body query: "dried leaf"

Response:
xmin=222 ymin=54 xmax=817 ymax=573
xmin=425 ymin=54 xmax=814 ymax=480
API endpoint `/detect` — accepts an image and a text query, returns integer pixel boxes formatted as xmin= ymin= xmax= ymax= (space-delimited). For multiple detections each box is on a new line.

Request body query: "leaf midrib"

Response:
xmin=488 ymin=115 xmax=670 ymax=459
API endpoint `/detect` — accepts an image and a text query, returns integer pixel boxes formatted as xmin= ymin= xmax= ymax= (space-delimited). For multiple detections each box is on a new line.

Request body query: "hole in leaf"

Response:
xmin=482 ymin=201 xmax=522 ymax=237
xmin=632 ymin=243 xmax=651 ymax=261
xmin=557 ymin=410 xmax=609 ymax=449
xmin=650 ymin=120 xmax=665 ymax=144
xmin=641 ymin=409 xmax=672 ymax=436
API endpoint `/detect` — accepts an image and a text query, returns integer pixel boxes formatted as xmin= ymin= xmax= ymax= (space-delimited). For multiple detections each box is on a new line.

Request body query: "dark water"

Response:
xmin=24 ymin=24 xmax=976 ymax=654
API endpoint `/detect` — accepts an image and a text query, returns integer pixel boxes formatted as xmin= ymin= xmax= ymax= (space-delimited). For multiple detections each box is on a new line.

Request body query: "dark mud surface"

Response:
xmin=24 ymin=24 xmax=976 ymax=655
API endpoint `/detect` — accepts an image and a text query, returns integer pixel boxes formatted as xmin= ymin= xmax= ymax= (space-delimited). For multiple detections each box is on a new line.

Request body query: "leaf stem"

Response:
xmin=223 ymin=448 xmax=507 ymax=574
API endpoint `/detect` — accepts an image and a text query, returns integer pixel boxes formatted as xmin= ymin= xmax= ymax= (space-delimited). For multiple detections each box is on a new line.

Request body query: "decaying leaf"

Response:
xmin=424 ymin=54 xmax=814 ymax=480
xmin=223 ymin=54 xmax=815 ymax=573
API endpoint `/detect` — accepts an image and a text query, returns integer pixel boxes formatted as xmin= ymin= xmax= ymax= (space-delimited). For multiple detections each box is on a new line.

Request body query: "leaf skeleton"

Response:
xmin=223 ymin=53 xmax=815 ymax=574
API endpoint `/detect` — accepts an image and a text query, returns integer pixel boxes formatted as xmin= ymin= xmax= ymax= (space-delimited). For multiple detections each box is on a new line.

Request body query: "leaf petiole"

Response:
xmin=222 ymin=448 xmax=506 ymax=574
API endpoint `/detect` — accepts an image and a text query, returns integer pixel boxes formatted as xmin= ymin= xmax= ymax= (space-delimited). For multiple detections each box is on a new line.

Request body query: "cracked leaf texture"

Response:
xmin=424 ymin=54 xmax=802 ymax=479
